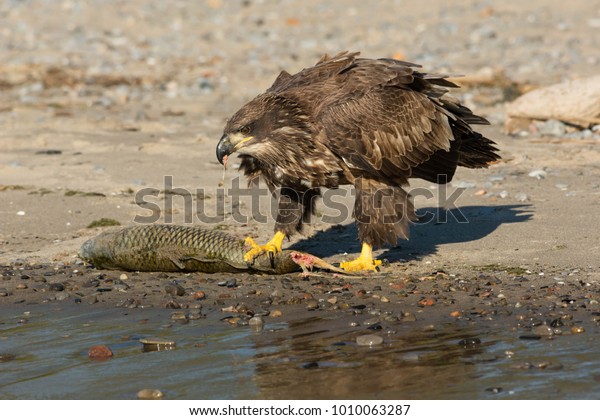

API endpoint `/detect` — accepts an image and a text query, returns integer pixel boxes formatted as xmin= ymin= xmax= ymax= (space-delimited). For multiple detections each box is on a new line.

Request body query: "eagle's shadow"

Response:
xmin=291 ymin=204 xmax=532 ymax=263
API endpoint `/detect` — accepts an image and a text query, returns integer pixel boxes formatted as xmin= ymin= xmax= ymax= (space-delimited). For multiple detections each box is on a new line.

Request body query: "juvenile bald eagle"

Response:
xmin=216 ymin=51 xmax=499 ymax=271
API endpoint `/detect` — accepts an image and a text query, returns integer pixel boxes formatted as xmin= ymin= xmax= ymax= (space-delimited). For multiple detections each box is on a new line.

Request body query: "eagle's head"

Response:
xmin=216 ymin=93 xmax=311 ymax=168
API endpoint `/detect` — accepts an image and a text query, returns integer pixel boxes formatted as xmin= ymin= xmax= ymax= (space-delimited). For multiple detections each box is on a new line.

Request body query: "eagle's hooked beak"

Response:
xmin=216 ymin=134 xmax=232 ymax=165
xmin=216 ymin=133 xmax=254 ymax=166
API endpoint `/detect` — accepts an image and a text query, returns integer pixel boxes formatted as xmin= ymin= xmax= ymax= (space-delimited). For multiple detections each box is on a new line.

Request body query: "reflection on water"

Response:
xmin=0 ymin=305 xmax=599 ymax=399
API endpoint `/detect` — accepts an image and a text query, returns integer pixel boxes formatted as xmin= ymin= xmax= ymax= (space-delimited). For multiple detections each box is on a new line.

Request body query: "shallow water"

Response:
xmin=1 ymin=305 xmax=599 ymax=399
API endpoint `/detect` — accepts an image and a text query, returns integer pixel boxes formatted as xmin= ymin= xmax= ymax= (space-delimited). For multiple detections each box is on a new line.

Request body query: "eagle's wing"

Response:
xmin=320 ymin=86 xmax=455 ymax=182
xmin=267 ymin=51 xmax=359 ymax=94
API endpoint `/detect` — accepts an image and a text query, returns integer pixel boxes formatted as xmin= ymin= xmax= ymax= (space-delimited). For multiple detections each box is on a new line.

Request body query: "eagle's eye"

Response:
xmin=240 ymin=125 xmax=251 ymax=135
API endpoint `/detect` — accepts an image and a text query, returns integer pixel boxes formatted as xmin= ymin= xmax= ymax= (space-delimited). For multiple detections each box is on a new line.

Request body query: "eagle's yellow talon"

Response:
xmin=340 ymin=243 xmax=381 ymax=272
xmin=243 ymin=231 xmax=285 ymax=263
xmin=340 ymin=258 xmax=381 ymax=272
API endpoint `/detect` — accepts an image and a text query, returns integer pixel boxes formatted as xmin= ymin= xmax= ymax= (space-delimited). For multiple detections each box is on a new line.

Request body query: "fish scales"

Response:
xmin=79 ymin=224 xmax=300 ymax=274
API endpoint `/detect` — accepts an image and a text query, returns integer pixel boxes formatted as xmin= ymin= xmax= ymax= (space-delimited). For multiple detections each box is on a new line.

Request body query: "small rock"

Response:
xmin=193 ymin=291 xmax=206 ymax=300
xmin=84 ymin=295 xmax=98 ymax=305
xmin=119 ymin=274 xmax=128 ymax=281
xmin=55 ymin=291 xmax=70 ymax=301
xmin=114 ymin=281 xmax=129 ymax=291
xmin=515 ymin=192 xmax=529 ymax=202
xmin=533 ymin=325 xmax=554 ymax=336
xmin=88 ymin=345 xmax=113 ymax=359
xmin=165 ymin=284 xmax=185 ymax=297
xmin=356 ymin=334 xmax=383 ymax=346
xmin=571 ymin=326 xmax=585 ymax=334
xmin=305 ymin=299 xmax=319 ymax=310
xmin=226 ymin=279 xmax=237 ymax=288
xmin=0 ymin=288 xmax=10 ymax=297
xmin=137 ymin=389 xmax=163 ymax=400
xmin=401 ymin=312 xmax=416 ymax=322
xmin=16 ymin=210 xmax=26 ymax=216
xmin=48 ymin=283 xmax=65 ymax=292
xmin=16 ymin=283 xmax=28 ymax=290
xmin=538 ymin=119 xmax=566 ymax=137
xmin=83 ymin=279 xmax=100 ymax=288
xmin=363 ymin=317 xmax=380 ymax=326
xmin=164 ymin=300 xmax=181 ymax=309
xmin=248 ymin=316 xmax=264 ymax=330
xmin=418 ymin=297 xmax=436 ymax=307
xmin=498 ymin=190 xmax=509 ymax=199
xmin=528 ymin=169 xmax=547 ymax=180
xmin=171 ymin=311 xmax=187 ymax=321
xmin=270 ymin=310 xmax=282 ymax=317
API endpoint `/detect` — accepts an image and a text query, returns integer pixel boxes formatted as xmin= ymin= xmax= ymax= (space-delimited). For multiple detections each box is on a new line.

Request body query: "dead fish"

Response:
xmin=79 ymin=224 xmax=346 ymax=275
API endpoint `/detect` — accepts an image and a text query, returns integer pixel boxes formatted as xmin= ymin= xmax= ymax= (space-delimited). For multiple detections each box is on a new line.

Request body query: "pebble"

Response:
xmin=514 ymin=192 xmax=529 ymax=202
xmin=16 ymin=210 xmax=26 ymax=216
xmin=113 ymin=281 xmax=129 ymax=291
xmin=119 ymin=273 xmax=128 ymax=281
xmin=401 ymin=312 xmax=416 ymax=322
xmin=270 ymin=310 xmax=282 ymax=317
xmin=165 ymin=284 xmax=185 ymax=297
xmin=533 ymin=325 xmax=554 ymax=336
xmin=83 ymin=279 xmax=100 ymax=288
xmin=84 ymin=295 xmax=98 ymax=305
xmin=571 ymin=326 xmax=585 ymax=334
xmin=305 ymin=299 xmax=319 ymax=310
xmin=0 ymin=288 xmax=10 ymax=297
xmin=356 ymin=334 xmax=383 ymax=346
xmin=88 ymin=345 xmax=113 ymax=359
xmin=248 ymin=316 xmax=264 ymax=330
xmin=137 ymin=389 xmax=164 ymax=400
xmin=55 ymin=291 xmax=70 ymax=301
xmin=16 ymin=283 xmax=28 ymax=289
xmin=193 ymin=291 xmax=206 ymax=300
xmin=48 ymin=283 xmax=65 ymax=291
xmin=528 ymin=169 xmax=547 ymax=180
xmin=363 ymin=317 xmax=380 ymax=326
xmin=538 ymin=119 xmax=566 ymax=137
xmin=165 ymin=300 xmax=181 ymax=309
xmin=170 ymin=311 xmax=187 ymax=321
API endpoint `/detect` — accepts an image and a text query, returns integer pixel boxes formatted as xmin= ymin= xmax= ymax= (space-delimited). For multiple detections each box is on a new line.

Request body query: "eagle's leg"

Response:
xmin=243 ymin=188 xmax=318 ymax=262
xmin=340 ymin=242 xmax=382 ymax=272
xmin=243 ymin=231 xmax=286 ymax=262
xmin=343 ymin=178 xmax=415 ymax=272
